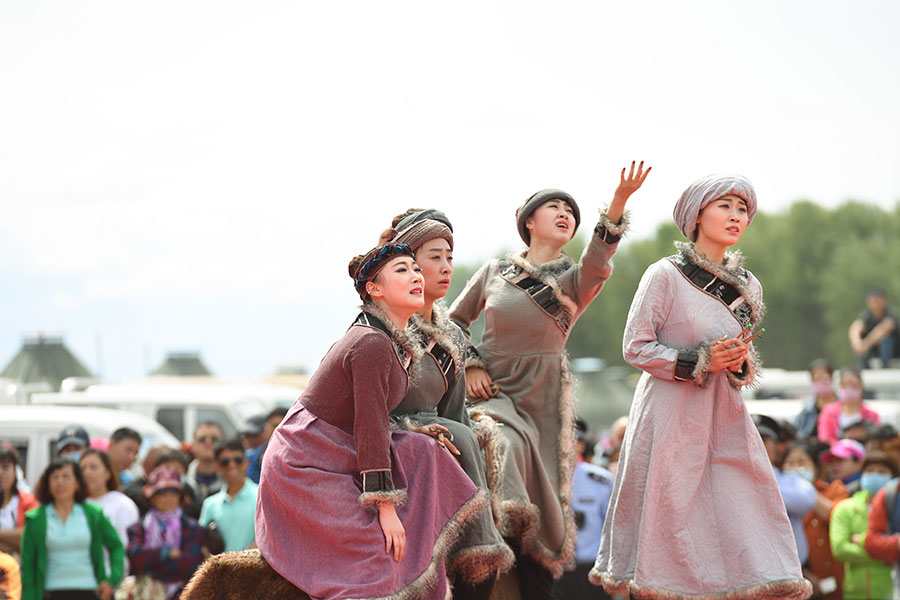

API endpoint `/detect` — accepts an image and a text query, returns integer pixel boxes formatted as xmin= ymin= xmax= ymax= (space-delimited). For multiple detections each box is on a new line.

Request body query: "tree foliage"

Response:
xmin=447 ymin=201 xmax=900 ymax=371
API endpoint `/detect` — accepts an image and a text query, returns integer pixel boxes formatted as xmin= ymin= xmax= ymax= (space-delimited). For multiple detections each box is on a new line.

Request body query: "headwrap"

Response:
xmin=395 ymin=208 xmax=453 ymax=233
xmin=515 ymin=189 xmax=580 ymax=245
xmin=392 ymin=217 xmax=454 ymax=254
xmin=673 ymin=174 xmax=757 ymax=240
xmin=352 ymin=243 xmax=415 ymax=301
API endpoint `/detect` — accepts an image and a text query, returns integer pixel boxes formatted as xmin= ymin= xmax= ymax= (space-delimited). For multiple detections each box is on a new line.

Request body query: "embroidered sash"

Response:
xmin=354 ymin=312 xmax=413 ymax=372
xmin=498 ymin=260 xmax=573 ymax=333
xmin=668 ymin=254 xmax=753 ymax=327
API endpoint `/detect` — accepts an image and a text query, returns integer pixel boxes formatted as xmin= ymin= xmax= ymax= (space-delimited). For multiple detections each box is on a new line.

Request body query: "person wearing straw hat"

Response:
xmin=449 ymin=162 xmax=649 ymax=597
xmin=591 ymin=174 xmax=811 ymax=598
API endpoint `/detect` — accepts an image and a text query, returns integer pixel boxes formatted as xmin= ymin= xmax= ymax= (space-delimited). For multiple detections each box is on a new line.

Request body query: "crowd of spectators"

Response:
xmin=0 ymin=405 xmax=287 ymax=599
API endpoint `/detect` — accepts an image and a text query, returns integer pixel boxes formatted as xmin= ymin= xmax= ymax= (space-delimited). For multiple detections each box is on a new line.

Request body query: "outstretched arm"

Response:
xmin=607 ymin=160 xmax=651 ymax=225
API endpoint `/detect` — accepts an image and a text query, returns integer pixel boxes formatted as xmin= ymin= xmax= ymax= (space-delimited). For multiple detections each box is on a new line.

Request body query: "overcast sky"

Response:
xmin=2 ymin=1 xmax=898 ymax=381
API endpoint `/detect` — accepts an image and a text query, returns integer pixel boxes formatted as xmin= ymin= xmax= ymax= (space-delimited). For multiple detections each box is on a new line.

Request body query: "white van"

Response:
xmin=0 ymin=405 xmax=182 ymax=486
xmin=31 ymin=382 xmax=302 ymax=441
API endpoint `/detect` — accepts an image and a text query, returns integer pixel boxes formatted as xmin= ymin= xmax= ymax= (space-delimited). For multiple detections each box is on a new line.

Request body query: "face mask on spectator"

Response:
xmin=839 ymin=387 xmax=862 ymax=403
xmin=861 ymin=472 xmax=892 ymax=496
xmin=812 ymin=381 xmax=833 ymax=397
xmin=786 ymin=467 xmax=815 ymax=483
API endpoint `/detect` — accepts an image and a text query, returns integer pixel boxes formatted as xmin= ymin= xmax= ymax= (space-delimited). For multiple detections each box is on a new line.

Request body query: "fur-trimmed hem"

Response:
xmin=358 ymin=489 xmax=408 ymax=509
xmin=673 ymin=242 xmax=766 ymax=326
xmin=469 ymin=409 xmax=505 ymax=528
xmin=495 ymin=352 xmax=578 ymax=579
xmin=507 ymin=251 xmax=579 ymax=318
xmin=588 ymin=570 xmax=812 ymax=600
xmin=692 ymin=342 xmax=712 ymax=387
xmin=346 ymin=490 xmax=488 ymax=600
xmin=447 ymin=542 xmax=515 ymax=585
xmin=410 ymin=300 xmax=465 ymax=376
xmin=598 ymin=207 xmax=631 ymax=237
xmin=360 ymin=303 xmax=425 ymax=377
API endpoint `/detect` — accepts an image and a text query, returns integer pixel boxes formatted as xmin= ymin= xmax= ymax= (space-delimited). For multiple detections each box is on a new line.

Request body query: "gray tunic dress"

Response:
xmin=392 ymin=303 xmax=514 ymax=584
xmin=590 ymin=243 xmax=811 ymax=599
xmin=449 ymin=211 xmax=626 ymax=578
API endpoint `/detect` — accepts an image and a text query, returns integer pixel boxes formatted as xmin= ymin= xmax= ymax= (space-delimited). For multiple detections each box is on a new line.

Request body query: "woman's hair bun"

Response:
xmin=378 ymin=227 xmax=398 ymax=245
xmin=348 ymin=254 xmax=366 ymax=279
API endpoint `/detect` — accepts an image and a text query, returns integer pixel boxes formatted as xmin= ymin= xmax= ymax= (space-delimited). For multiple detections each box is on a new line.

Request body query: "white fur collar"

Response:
xmin=674 ymin=241 xmax=766 ymax=325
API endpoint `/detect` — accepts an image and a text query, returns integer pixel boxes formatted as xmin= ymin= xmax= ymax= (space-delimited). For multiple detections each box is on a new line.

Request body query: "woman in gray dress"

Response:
xmin=449 ymin=163 xmax=650 ymax=598
xmin=386 ymin=209 xmax=514 ymax=600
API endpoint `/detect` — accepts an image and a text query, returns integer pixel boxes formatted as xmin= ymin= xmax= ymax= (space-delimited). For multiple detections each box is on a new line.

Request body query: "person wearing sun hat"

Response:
xmin=592 ymin=174 xmax=811 ymax=599
xmin=450 ymin=163 xmax=649 ymax=596
xmin=254 ymin=242 xmax=486 ymax=600
xmin=124 ymin=466 xmax=205 ymax=600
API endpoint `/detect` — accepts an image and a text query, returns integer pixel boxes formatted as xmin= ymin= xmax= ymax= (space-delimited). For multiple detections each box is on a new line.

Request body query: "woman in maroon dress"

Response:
xmin=255 ymin=243 xmax=486 ymax=600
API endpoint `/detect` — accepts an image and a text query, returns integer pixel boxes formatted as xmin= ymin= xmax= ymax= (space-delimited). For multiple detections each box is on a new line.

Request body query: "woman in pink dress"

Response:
xmin=591 ymin=175 xmax=812 ymax=599
xmin=255 ymin=243 xmax=485 ymax=600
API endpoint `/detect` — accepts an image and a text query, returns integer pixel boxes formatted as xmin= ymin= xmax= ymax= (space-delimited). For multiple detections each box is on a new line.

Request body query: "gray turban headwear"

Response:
xmin=391 ymin=209 xmax=454 ymax=253
xmin=673 ymin=174 xmax=758 ymax=240
xmin=515 ymin=189 xmax=580 ymax=245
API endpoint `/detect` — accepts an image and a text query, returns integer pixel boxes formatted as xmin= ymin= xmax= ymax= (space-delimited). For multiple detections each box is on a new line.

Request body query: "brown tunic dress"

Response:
xmin=255 ymin=308 xmax=484 ymax=600
xmin=449 ymin=211 xmax=626 ymax=577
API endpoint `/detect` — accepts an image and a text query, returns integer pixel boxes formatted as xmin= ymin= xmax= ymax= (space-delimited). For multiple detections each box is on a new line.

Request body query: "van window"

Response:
xmin=157 ymin=408 xmax=185 ymax=440
xmin=196 ymin=408 xmax=236 ymax=438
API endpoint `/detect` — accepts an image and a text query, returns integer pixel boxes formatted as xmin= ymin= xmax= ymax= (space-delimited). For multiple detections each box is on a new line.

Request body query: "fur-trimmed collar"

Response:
xmin=409 ymin=300 xmax=463 ymax=375
xmin=506 ymin=251 xmax=579 ymax=317
xmin=509 ymin=250 xmax=573 ymax=279
xmin=674 ymin=241 xmax=766 ymax=325
xmin=359 ymin=303 xmax=424 ymax=374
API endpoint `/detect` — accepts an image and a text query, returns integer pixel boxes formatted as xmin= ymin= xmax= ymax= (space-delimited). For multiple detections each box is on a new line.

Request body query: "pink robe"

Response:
xmin=256 ymin=318 xmax=482 ymax=600
xmin=591 ymin=246 xmax=811 ymax=599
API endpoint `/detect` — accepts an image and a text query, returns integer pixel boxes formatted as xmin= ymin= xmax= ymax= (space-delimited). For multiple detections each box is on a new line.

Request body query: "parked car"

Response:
xmin=31 ymin=382 xmax=301 ymax=440
xmin=0 ymin=405 xmax=182 ymax=485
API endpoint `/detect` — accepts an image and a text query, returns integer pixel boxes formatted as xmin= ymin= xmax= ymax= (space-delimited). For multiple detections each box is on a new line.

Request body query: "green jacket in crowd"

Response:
xmin=829 ymin=490 xmax=893 ymax=600
xmin=21 ymin=502 xmax=124 ymax=600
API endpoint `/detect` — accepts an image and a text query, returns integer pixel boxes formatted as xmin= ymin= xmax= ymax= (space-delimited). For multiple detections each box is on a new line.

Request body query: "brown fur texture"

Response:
xmin=447 ymin=541 xmax=515 ymax=585
xmin=181 ymin=550 xmax=310 ymax=600
xmin=184 ymin=491 xmax=487 ymax=600
xmin=493 ymin=354 xmax=577 ymax=579
xmin=469 ymin=409 xmax=505 ymax=528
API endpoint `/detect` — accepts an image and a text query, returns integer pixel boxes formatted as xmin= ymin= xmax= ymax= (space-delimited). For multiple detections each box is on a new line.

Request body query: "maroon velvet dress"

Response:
xmin=255 ymin=312 xmax=483 ymax=600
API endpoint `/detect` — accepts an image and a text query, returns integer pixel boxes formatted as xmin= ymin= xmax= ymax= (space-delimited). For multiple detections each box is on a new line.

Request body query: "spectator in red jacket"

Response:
xmin=864 ymin=472 xmax=900 ymax=566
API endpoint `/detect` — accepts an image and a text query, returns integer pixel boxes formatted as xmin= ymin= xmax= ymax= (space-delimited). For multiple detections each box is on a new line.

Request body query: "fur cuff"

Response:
xmin=358 ymin=488 xmax=408 ymax=509
xmin=674 ymin=343 xmax=711 ymax=387
xmin=464 ymin=345 xmax=486 ymax=370
xmin=595 ymin=208 xmax=631 ymax=244
xmin=727 ymin=345 xmax=761 ymax=389
xmin=389 ymin=414 xmax=422 ymax=431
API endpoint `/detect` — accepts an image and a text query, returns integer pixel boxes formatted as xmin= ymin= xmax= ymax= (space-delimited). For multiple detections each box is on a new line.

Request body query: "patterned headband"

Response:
xmin=353 ymin=243 xmax=415 ymax=300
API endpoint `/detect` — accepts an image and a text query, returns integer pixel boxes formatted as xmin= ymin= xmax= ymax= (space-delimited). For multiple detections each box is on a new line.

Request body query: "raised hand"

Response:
xmin=609 ymin=160 xmax=651 ymax=223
